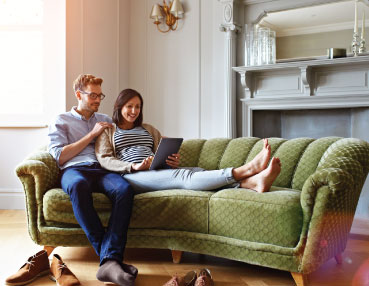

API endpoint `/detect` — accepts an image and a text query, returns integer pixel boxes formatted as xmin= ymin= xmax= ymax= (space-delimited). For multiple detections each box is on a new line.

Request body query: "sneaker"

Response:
xmin=5 ymin=250 xmax=50 ymax=286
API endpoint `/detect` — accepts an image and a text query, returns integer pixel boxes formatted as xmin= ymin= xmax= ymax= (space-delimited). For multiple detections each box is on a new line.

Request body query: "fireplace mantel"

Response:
xmin=233 ymin=56 xmax=369 ymax=136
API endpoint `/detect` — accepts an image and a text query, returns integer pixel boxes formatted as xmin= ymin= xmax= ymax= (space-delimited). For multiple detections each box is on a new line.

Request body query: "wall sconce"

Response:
xmin=150 ymin=0 xmax=184 ymax=33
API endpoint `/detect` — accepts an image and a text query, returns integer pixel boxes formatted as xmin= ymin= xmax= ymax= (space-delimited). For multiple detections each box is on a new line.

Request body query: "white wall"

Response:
xmin=66 ymin=0 xmax=130 ymax=117
xmin=129 ymin=0 xmax=226 ymax=139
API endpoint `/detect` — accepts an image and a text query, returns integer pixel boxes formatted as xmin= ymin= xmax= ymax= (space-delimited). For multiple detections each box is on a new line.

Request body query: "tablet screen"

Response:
xmin=149 ymin=137 xmax=183 ymax=170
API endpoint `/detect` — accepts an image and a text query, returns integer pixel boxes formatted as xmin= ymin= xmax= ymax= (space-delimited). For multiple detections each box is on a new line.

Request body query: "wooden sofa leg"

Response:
xmin=291 ymin=272 xmax=309 ymax=286
xmin=335 ymin=253 xmax=343 ymax=264
xmin=43 ymin=246 xmax=55 ymax=257
xmin=171 ymin=250 xmax=183 ymax=264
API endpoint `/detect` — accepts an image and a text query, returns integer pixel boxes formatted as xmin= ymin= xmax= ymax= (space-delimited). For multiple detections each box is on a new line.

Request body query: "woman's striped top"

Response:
xmin=114 ymin=126 xmax=155 ymax=163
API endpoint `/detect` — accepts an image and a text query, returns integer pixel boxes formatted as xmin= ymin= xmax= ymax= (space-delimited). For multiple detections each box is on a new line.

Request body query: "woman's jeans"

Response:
xmin=61 ymin=163 xmax=133 ymax=265
xmin=124 ymin=167 xmax=237 ymax=193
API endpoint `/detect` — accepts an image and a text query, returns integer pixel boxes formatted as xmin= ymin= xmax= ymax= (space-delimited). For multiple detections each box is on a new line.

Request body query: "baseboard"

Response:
xmin=351 ymin=215 xmax=369 ymax=236
xmin=0 ymin=189 xmax=25 ymax=209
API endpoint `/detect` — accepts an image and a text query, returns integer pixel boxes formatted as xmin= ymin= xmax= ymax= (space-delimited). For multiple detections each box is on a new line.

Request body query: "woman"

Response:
xmin=95 ymin=89 xmax=281 ymax=193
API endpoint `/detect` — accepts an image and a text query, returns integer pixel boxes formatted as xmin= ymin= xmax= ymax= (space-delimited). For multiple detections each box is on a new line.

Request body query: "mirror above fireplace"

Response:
xmin=255 ymin=0 xmax=369 ymax=60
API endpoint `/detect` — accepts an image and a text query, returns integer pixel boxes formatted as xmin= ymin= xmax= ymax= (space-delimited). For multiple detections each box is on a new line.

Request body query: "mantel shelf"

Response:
xmin=233 ymin=55 xmax=369 ymax=73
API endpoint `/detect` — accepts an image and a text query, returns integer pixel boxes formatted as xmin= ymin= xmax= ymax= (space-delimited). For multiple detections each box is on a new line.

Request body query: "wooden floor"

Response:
xmin=1 ymin=210 xmax=369 ymax=286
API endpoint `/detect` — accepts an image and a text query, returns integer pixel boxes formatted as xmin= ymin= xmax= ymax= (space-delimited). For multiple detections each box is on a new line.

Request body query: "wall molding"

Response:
xmin=0 ymin=189 xmax=25 ymax=210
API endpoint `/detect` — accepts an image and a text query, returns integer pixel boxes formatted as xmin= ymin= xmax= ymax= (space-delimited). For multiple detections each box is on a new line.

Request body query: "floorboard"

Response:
xmin=1 ymin=210 xmax=368 ymax=286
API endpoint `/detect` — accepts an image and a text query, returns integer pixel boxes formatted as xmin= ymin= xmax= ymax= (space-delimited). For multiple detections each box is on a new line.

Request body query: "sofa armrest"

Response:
xmin=15 ymin=151 xmax=60 ymax=244
xmin=298 ymin=163 xmax=359 ymax=274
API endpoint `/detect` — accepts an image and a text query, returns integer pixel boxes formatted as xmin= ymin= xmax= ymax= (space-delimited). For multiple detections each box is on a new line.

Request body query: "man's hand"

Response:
xmin=132 ymin=156 xmax=154 ymax=171
xmin=166 ymin=153 xmax=180 ymax=169
xmin=90 ymin=122 xmax=113 ymax=138
xmin=59 ymin=121 xmax=112 ymax=166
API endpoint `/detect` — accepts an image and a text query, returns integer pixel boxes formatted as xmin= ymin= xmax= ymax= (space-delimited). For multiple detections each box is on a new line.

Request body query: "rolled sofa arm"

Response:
xmin=15 ymin=150 xmax=59 ymax=244
xmin=298 ymin=156 xmax=363 ymax=274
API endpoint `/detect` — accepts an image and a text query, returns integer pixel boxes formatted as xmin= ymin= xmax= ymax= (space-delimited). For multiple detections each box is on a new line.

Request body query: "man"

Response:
xmin=48 ymin=74 xmax=136 ymax=286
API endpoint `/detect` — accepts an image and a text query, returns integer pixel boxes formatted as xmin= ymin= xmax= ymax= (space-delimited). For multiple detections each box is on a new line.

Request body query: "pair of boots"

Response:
xmin=5 ymin=250 xmax=80 ymax=286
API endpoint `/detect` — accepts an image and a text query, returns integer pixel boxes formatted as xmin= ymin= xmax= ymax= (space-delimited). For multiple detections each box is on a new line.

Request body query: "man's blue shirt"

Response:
xmin=48 ymin=107 xmax=112 ymax=169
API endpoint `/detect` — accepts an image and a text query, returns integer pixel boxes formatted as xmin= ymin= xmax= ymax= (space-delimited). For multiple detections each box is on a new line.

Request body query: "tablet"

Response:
xmin=149 ymin=137 xmax=183 ymax=170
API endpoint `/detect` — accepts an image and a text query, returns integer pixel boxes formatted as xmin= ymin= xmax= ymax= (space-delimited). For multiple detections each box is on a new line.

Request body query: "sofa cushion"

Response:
xmin=43 ymin=188 xmax=212 ymax=233
xmin=209 ymin=187 xmax=303 ymax=248
xmin=130 ymin=189 xmax=212 ymax=233
xmin=43 ymin=188 xmax=112 ymax=227
xmin=198 ymin=139 xmax=231 ymax=170
xmin=292 ymin=137 xmax=340 ymax=190
xmin=272 ymin=138 xmax=314 ymax=188
xmin=218 ymin=137 xmax=259 ymax=169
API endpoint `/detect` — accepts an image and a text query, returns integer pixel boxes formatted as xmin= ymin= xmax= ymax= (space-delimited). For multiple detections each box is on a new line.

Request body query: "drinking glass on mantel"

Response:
xmin=258 ymin=27 xmax=270 ymax=65
xmin=244 ymin=24 xmax=276 ymax=66
xmin=244 ymin=24 xmax=252 ymax=66
xmin=269 ymin=30 xmax=276 ymax=64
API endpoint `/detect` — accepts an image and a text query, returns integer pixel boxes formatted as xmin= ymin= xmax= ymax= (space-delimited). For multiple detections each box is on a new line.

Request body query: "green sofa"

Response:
xmin=16 ymin=137 xmax=369 ymax=286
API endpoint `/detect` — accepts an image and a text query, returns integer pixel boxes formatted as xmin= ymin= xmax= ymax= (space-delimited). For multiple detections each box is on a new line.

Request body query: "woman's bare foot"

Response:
xmin=232 ymin=139 xmax=271 ymax=180
xmin=240 ymin=157 xmax=281 ymax=193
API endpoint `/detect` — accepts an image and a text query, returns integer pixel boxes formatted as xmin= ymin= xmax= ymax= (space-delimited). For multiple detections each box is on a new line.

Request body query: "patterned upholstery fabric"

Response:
xmin=209 ymin=187 xmax=302 ymax=247
xmin=292 ymin=137 xmax=341 ymax=190
xmin=15 ymin=137 xmax=369 ymax=275
xmin=198 ymin=138 xmax=231 ymax=170
xmin=44 ymin=188 xmax=212 ymax=233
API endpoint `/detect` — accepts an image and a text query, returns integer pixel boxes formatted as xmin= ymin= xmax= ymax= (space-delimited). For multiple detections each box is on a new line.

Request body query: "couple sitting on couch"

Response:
xmin=6 ymin=74 xmax=281 ymax=286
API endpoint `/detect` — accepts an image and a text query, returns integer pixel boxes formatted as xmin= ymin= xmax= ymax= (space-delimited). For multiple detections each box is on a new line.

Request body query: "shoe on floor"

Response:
xmin=194 ymin=269 xmax=214 ymax=286
xmin=163 ymin=270 xmax=197 ymax=286
xmin=49 ymin=254 xmax=80 ymax=286
xmin=5 ymin=250 xmax=50 ymax=286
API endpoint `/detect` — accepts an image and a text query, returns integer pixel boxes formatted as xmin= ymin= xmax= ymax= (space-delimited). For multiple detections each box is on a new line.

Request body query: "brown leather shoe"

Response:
xmin=163 ymin=271 xmax=197 ymax=286
xmin=194 ymin=269 xmax=214 ymax=286
xmin=5 ymin=250 xmax=50 ymax=286
xmin=49 ymin=254 xmax=80 ymax=286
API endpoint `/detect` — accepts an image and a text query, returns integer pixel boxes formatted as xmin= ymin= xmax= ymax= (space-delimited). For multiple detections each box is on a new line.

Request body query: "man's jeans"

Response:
xmin=61 ymin=163 xmax=133 ymax=265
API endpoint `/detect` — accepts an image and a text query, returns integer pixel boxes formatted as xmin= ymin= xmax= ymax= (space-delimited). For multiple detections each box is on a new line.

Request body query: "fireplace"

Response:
xmin=252 ymin=107 xmax=369 ymax=140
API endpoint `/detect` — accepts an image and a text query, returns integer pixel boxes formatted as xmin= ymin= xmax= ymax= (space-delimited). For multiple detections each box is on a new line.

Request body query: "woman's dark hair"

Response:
xmin=112 ymin=89 xmax=144 ymax=127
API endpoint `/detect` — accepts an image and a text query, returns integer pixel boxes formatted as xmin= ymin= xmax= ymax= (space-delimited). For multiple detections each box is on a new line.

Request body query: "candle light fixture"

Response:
xmin=352 ymin=0 xmax=360 ymax=56
xmin=360 ymin=10 xmax=366 ymax=53
xmin=150 ymin=0 xmax=184 ymax=33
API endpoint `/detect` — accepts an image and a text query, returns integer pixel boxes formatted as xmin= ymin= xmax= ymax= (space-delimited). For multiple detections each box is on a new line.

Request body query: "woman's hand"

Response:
xmin=132 ymin=156 xmax=154 ymax=171
xmin=166 ymin=153 xmax=180 ymax=169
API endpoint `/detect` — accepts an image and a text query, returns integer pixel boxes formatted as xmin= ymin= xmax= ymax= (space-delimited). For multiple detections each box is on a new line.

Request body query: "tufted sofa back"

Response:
xmin=178 ymin=136 xmax=369 ymax=191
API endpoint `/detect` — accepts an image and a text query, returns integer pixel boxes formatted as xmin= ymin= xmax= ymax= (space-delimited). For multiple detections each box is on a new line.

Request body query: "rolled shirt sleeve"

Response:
xmin=48 ymin=116 xmax=68 ymax=168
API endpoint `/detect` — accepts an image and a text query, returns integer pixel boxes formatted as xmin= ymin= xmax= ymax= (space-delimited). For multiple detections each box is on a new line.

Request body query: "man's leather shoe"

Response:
xmin=49 ymin=254 xmax=80 ymax=286
xmin=163 ymin=271 xmax=197 ymax=286
xmin=194 ymin=269 xmax=214 ymax=286
xmin=5 ymin=250 xmax=50 ymax=286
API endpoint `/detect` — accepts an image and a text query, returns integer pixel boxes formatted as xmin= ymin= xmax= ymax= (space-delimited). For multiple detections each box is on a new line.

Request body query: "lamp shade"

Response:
xmin=170 ymin=0 xmax=184 ymax=17
xmin=150 ymin=4 xmax=163 ymax=20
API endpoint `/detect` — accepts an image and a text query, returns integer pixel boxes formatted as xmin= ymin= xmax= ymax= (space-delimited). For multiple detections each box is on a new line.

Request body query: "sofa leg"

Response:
xmin=335 ymin=253 xmax=343 ymax=264
xmin=291 ymin=272 xmax=309 ymax=286
xmin=43 ymin=246 xmax=55 ymax=257
xmin=171 ymin=250 xmax=183 ymax=264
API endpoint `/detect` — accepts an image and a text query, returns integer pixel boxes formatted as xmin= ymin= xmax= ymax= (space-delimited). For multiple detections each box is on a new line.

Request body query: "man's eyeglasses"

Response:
xmin=79 ymin=90 xmax=106 ymax=100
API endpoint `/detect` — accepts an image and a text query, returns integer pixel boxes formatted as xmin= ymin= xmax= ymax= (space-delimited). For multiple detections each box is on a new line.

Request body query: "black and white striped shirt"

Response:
xmin=114 ymin=126 xmax=155 ymax=163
